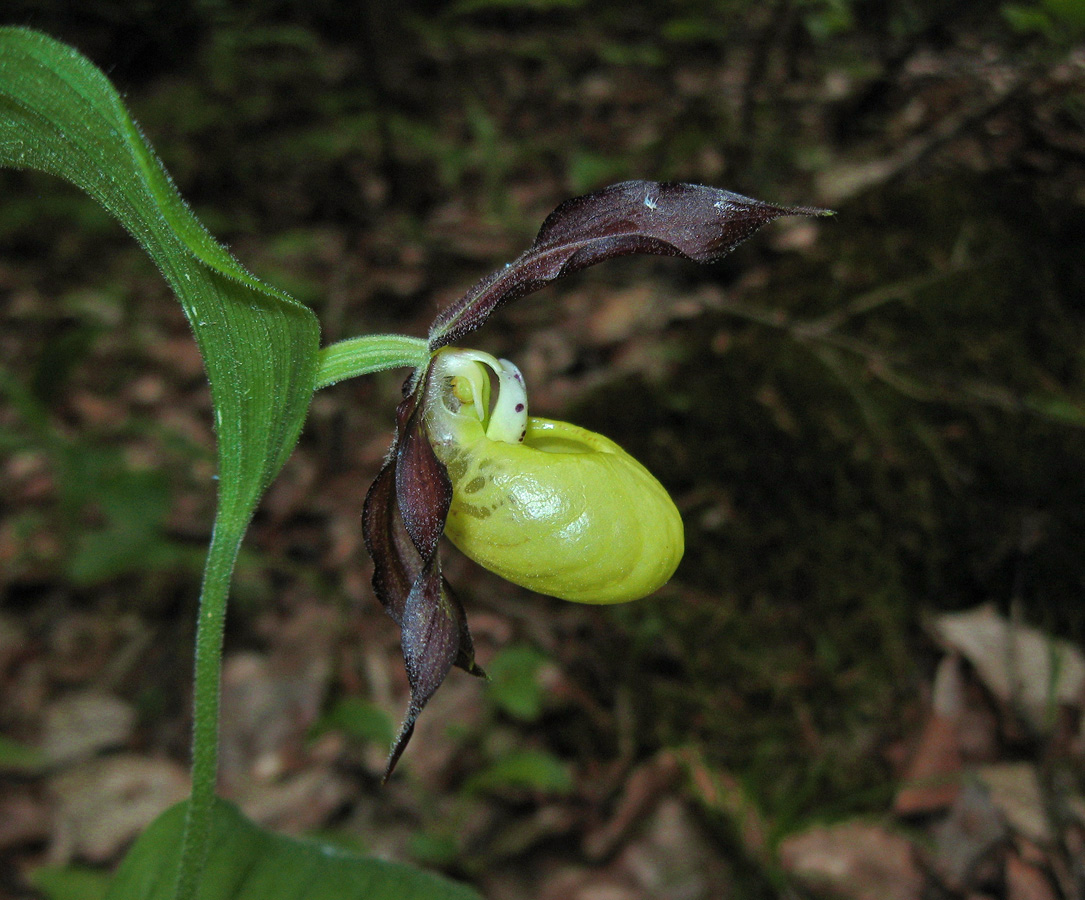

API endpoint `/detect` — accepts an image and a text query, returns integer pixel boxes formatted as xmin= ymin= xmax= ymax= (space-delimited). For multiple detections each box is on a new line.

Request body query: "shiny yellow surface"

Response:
xmin=434 ymin=417 xmax=684 ymax=604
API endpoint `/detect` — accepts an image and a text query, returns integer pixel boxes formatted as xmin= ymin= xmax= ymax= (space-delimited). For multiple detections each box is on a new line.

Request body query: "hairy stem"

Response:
xmin=315 ymin=335 xmax=428 ymax=390
xmin=173 ymin=515 xmax=246 ymax=900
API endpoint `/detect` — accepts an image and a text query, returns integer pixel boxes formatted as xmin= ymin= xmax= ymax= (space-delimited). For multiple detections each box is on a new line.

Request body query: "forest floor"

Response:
xmin=2 ymin=6 xmax=1085 ymax=899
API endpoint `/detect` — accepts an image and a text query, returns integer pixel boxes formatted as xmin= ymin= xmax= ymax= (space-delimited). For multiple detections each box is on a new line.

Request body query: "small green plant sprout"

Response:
xmin=0 ymin=26 xmax=828 ymax=900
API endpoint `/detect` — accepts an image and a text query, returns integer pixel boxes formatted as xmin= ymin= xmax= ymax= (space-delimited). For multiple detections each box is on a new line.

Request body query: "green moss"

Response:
xmin=571 ymin=176 xmax=1085 ymax=826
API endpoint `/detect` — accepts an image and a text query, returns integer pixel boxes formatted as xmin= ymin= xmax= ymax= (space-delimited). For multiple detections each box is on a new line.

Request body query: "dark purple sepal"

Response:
xmin=363 ymin=366 xmax=449 ymax=623
xmin=361 ymin=458 xmax=418 ymax=626
xmin=383 ymin=555 xmax=484 ymax=781
xmin=362 ymin=384 xmax=430 ymax=625
xmin=428 ymin=180 xmax=831 ymax=350
xmin=394 ymin=393 xmax=453 ymax=562
xmin=363 ymin=358 xmax=486 ymax=778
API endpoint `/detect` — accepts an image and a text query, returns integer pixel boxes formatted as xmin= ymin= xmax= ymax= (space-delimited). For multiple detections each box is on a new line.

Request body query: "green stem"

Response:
xmin=171 ymin=333 xmax=426 ymax=897
xmin=314 ymin=335 xmax=428 ymax=390
xmin=173 ymin=513 xmax=247 ymax=900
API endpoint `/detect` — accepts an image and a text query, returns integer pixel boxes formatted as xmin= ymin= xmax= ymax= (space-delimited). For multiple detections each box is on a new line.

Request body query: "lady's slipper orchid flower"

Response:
xmin=363 ymin=181 xmax=828 ymax=776
xmin=426 ymin=346 xmax=685 ymax=603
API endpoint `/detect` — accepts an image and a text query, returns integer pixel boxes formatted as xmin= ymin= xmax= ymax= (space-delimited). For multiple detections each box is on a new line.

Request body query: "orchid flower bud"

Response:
xmin=422 ymin=347 xmax=683 ymax=604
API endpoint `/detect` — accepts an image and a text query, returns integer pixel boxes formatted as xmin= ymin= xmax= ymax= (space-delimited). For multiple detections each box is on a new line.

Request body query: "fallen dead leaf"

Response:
xmin=218 ymin=604 xmax=335 ymax=791
xmin=930 ymin=605 xmax=1085 ymax=733
xmin=0 ymin=789 xmax=51 ymax=849
xmin=894 ymin=712 xmax=962 ymax=816
xmin=894 ymin=654 xmax=965 ymax=815
xmin=927 ymin=779 xmax=1008 ymax=892
xmin=534 ymin=797 xmax=729 ymax=900
xmin=584 ymin=283 xmax=658 ymax=345
xmin=778 ymin=820 xmax=924 ymax=900
xmin=1006 ymin=851 xmax=1059 ymax=900
xmin=41 ymin=691 xmax=135 ymax=766
xmin=614 ymin=796 xmax=729 ymax=900
xmin=538 ymin=869 xmax=641 ymax=900
xmin=47 ymin=755 xmax=189 ymax=863
xmin=236 ymin=767 xmax=354 ymax=835
xmin=974 ymin=763 xmax=1052 ymax=845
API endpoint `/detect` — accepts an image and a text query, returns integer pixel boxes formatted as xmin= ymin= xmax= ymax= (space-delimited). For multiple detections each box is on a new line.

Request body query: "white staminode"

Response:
xmin=432 ymin=348 xmax=529 ymax=445
xmin=485 ymin=357 xmax=528 ymax=443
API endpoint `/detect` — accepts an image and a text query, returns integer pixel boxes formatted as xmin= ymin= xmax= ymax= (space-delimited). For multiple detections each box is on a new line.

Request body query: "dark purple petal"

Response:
xmin=383 ymin=556 xmax=484 ymax=780
xmin=446 ymin=579 xmax=483 ymax=677
xmin=362 ymin=387 xmax=428 ymax=625
xmin=361 ymin=458 xmax=419 ymax=626
xmin=395 ymin=395 xmax=453 ymax=561
xmin=363 ymin=359 xmax=486 ymax=778
xmin=428 ymin=180 xmax=831 ymax=349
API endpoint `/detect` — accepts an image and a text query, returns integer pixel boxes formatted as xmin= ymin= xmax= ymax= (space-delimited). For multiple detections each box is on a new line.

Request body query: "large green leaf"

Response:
xmin=0 ymin=26 xmax=320 ymax=525
xmin=105 ymin=799 xmax=483 ymax=900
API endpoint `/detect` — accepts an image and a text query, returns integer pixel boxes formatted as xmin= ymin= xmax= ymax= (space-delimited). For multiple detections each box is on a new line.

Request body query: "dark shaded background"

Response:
xmin=2 ymin=2 xmax=1084 ymax=898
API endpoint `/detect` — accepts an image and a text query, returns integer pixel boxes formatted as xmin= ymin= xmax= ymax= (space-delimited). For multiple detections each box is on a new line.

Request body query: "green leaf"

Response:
xmin=104 ymin=799 xmax=484 ymax=900
xmin=1043 ymin=0 xmax=1085 ymax=29
xmin=67 ymin=465 xmax=177 ymax=585
xmin=0 ymin=733 xmax=48 ymax=773
xmin=465 ymin=748 xmax=573 ymax=795
xmin=29 ymin=866 xmax=112 ymax=900
xmin=313 ymin=696 xmax=396 ymax=748
xmin=1024 ymin=393 xmax=1085 ymax=426
xmin=485 ymin=645 xmax=549 ymax=721
xmin=408 ymin=830 xmax=462 ymax=868
xmin=1002 ymin=3 xmax=1056 ymax=32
